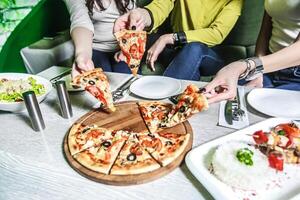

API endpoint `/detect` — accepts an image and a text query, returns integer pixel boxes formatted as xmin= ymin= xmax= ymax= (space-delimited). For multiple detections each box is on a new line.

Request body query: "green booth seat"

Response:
xmin=0 ymin=0 xmax=264 ymax=79
xmin=0 ymin=0 xmax=70 ymax=73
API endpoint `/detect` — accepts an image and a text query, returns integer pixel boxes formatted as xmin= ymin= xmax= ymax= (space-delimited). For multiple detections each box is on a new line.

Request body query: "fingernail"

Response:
xmin=199 ymin=88 xmax=206 ymax=93
xmin=131 ymin=26 xmax=136 ymax=30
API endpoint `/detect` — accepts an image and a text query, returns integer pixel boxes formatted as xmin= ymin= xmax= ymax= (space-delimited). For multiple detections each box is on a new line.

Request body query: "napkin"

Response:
xmin=218 ymin=86 xmax=249 ymax=129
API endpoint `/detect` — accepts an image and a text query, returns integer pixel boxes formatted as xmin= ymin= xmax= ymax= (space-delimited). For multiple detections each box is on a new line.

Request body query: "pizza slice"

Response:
xmin=110 ymin=132 xmax=160 ymax=175
xmin=138 ymin=101 xmax=173 ymax=133
xmin=161 ymin=84 xmax=209 ymax=127
xmin=72 ymin=68 xmax=116 ymax=112
xmin=138 ymin=131 xmax=190 ymax=166
xmin=115 ymin=30 xmax=147 ymax=76
xmin=73 ymin=130 xmax=130 ymax=174
xmin=68 ymin=123 xmax=110 ymax=156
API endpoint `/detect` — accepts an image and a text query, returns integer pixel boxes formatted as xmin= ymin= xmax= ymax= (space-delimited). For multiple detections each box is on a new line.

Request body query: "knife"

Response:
xmin=224 ymin=100 xmax=233 ymax=125
xmin=50 ymin=68 xmax=72 ymax=84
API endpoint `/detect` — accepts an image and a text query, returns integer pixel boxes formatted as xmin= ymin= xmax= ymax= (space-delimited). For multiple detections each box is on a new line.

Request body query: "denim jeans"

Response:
xmin=162 ymin=42 xmax=224 ymax=81
xmin=92 ymin=49 xmax=135 ymax=74
xmin=263 ymin=67 xmax=300 ymax=91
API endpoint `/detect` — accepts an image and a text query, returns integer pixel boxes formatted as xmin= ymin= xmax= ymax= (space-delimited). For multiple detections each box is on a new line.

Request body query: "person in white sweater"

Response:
xmin=64 ymin=0 xmax=135 ymax=78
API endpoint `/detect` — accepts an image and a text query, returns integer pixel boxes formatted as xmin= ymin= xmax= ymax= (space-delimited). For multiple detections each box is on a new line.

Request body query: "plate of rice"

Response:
xmin=185 ymin=118 xmax=300 ymax=200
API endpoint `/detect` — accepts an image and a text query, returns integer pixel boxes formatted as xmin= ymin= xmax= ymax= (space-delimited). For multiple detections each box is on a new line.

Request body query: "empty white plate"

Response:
xmin=129 ymin=76 xmax=181 ymax=99
xmin=247 ymin=88 xmax=300 ymax=119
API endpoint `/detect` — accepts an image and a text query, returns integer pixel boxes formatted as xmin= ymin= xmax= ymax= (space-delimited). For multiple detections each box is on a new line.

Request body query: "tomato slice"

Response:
xmin=268 ymin=152 xmax=284 ymax=171
xmin=85 ymin=85 xmax=107 ymax=106
xmin=253 ymin=130 xmax=268 ymax=144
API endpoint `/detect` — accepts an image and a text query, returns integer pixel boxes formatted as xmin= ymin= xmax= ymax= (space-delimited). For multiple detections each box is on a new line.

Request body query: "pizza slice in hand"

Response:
xmin=115 ymin=30 xmax=147 ymax=76
xmin=162 ymin=84 xmax=209 ymax=127
xmin=138 ymin=102 xmax=173 ymax=133
xmin=72 ymin=68 xmax=116 ymax=112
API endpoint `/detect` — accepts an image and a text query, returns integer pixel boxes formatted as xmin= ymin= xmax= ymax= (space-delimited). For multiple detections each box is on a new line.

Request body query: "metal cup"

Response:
xmin=55 ymin=80 xmax=73 ymax=118
xmin=22 ymin=91 xmax=45 ymax=132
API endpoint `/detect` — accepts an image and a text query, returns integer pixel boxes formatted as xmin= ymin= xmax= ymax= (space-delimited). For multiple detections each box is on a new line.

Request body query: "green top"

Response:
xmin=145 ymin=0 xmax=243 ymax=46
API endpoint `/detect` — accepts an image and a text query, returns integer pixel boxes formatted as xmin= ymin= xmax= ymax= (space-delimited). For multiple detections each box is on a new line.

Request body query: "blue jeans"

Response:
xmin=263 ymin=68 xmax=300 ymax=91
xmin=92 ymin=49 xmax=137 ymax=74
xmin=163 ymin=42 xmax=224 ymax=81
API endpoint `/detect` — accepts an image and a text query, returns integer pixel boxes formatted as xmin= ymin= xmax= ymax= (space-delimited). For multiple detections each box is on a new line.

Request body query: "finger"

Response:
xmin=150 ymin=56 xmax=157 ymax=71
xmin=113 ymin=14 xmax=129 ymax=33
xmin=114 ymin=52 xmax=121 ymax=62
xmin=135 ymin=19 xmax=145 ymax=31
xmin=71 ymin=64 xmax=80 ymax=80
xmin=207 ymin=91 xmax=235 ymax=104
xmin=204 ymin=78 xmax=222 ymax=94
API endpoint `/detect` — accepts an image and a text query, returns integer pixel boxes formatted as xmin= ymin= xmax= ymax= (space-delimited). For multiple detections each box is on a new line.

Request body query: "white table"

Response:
xmin=0 ymin=72 xmax=266 ymax=200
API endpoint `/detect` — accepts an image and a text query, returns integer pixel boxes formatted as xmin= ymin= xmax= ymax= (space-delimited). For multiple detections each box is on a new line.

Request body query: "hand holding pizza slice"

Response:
xmin=72 ymin=68 xmax=116 ymax=112
xmin=115 ymin=30 xmax=147 ymax=76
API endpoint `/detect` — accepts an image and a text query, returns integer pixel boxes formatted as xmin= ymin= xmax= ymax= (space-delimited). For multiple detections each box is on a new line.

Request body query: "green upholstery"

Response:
xmin=0 ymin=0 xmax=264 ymax=75
xmin=0 ymin=0 xmax=70 ymax=73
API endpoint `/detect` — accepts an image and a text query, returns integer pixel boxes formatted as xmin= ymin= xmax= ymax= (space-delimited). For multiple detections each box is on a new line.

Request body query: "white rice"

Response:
xmin=212 ymin=141 xmax=272 ymax=191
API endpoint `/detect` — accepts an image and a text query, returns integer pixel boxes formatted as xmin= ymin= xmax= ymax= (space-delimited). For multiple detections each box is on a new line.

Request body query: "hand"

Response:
xmin=114 ymin=51 xmax=127 ymax=63
xmin=72 ymin=53 xmax=94 ymax=79
xmin=204 ymin=61 xmax=247 ymax=104
xmin=245 ymin=75 xmax=263 ymax=88
xmin=146 ymin=34 xmax=173 ymax=71
xmin=113 ymin=8 xmax=151 ymax=32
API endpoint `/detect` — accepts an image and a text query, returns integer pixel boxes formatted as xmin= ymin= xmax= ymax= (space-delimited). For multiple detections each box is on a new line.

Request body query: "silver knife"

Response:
xmin=50 ymin=69 xmax=72 ymax=84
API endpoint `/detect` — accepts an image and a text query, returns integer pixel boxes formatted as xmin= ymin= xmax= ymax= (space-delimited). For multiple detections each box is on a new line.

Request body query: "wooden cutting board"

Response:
xmin=63 ymin=101 xmax=193 ymax=185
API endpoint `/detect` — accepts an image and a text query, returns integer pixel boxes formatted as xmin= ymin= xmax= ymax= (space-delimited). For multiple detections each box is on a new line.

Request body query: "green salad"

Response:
xmin=0 ymin=77 xmax=46 ymax=102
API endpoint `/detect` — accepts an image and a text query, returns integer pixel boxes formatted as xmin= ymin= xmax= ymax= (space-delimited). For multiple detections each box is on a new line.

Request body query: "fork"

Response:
xmin=112 ymin=76 xmax=138 ymax=102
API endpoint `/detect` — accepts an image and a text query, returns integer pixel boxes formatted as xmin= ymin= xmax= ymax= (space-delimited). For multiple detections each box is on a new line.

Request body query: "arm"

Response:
xmin=144 ymin=0 xmax=175 ymax=31
xmin=204 ymin=39 xmax=300 ymax=103
xmin=184 ymin=0 xmax=242 ymax=46
xmin=64 ymin=0 xmax=95 ymax=77
xmin=255 ymin=11 xmax=272 ymax=57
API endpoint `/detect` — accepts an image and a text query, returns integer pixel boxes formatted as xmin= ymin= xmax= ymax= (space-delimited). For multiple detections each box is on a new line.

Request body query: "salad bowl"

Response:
xmin=0 ymin=73 xmax=52 ymax=112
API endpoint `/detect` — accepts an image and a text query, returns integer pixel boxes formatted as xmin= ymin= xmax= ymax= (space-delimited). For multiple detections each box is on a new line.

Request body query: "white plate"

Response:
xmin=185 ymin=118 xmax=300 ymax=200
xmin=129 ymin=76 xmax=181 ymax=99
xmin=0 ymin=73 xmax=52 ymax=112
xmin=247 ymin=88 xmax=300 ymax=119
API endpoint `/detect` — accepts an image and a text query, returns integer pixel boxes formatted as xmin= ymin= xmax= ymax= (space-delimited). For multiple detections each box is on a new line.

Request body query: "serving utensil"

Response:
xmin=112 ymin=76 xmax=138 ymax=102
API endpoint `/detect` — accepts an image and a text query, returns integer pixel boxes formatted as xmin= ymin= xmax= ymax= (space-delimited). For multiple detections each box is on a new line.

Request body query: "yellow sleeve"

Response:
xmin=185 ymin=0 xmax=243 ymax=47
xmin=144 ymin=0 xmax=175 ymax=31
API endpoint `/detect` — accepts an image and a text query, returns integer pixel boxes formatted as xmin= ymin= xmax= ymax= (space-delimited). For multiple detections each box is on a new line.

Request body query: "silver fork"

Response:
xmin=112 ymin=76 xmax=138 ymax=102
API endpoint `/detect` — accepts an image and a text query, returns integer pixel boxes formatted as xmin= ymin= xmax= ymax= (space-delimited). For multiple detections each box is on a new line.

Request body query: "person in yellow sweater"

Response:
xmin=114 ymin=0 xmax=243 ymax=80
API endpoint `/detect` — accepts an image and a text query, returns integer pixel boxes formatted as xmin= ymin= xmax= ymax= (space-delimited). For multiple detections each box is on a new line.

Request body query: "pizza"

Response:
xmin=115 ymin=30 xmax=147 ymax=76
xmin=110 ymin=132 xmax=160 ymax=175
xmin=72 ymin=68 xmax=115 ymax=112
xmin=138 ymin=131 xmax=190 ymax=166
xmin=137 ymin=101 xmax=172 ymax=133
xmin=68 ymin=123 xmax=110 ymax=156
xmin=73 ymin=129 xmax=130 ymax=174
xmin=161 ymin=84 xmax=209 ymax=127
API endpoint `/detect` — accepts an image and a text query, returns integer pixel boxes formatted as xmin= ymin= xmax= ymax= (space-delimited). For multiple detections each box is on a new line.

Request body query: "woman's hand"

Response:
xmin=72 ymin=53 xmax=94 ymax=79
xmin=114 ymin=51 xmax=127 ymax=62
xmin=204 ymin=61 xmax=247 ymax=104
xmin=146 ymin=34 xmax=173 ymax=71
xmin=113 ymin=8 xmax=151 ymax=32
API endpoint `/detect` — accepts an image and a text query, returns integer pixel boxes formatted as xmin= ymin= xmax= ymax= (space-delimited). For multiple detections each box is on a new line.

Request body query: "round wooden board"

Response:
xmin=63 ymin=101 xmax=193 ymax=185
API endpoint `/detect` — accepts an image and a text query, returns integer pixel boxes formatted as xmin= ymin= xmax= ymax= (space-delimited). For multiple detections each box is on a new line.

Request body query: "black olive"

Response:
xmin=165 ymin=141 xmax=173 ymax=146
xmin=179 ymin=106 xmax=186 ymax=112
xmin=127 ymin=153 xmax=136 ymax=161
xmin=122 ymin=39 xmax=127 ymax=44
xmin=294 ymin=148 xmax=300 ymax=157
xmin=150 ymin=105 xmax=156 ymax=109
xmin=88 ymin=80 xmax=95 ymax=85
xmin=130 ymin=65 xmax=136 ymax=69
xmin=102 ymin=141 xmax=111 ymax=148
xmin=82 ymin=127 xmax=90 ymax=133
